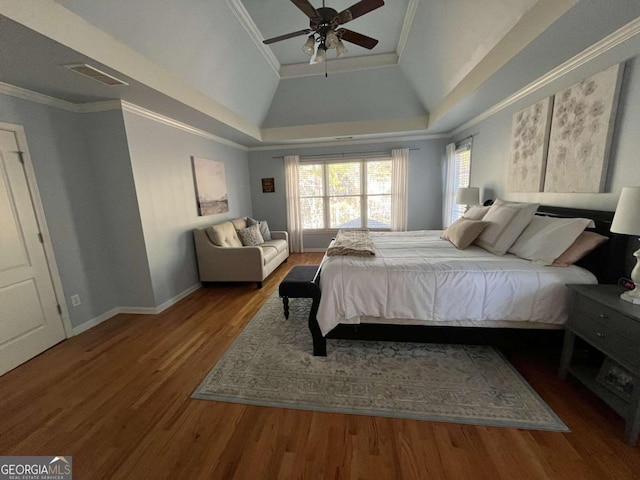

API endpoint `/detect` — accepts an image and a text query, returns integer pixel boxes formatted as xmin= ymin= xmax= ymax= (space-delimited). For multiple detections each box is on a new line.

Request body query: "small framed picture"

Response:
xmin=596 ymin=358 xmax=637 ymax=401
xmin=262 ymin=178 xmax=275 ymax=193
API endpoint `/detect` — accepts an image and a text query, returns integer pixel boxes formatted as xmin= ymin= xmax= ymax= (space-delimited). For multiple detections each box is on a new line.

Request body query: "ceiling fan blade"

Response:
xmin=336 ymin=0 xmax=384 ymax=25
xmin=337 ymin=29 xmax=379 ymax=49
xmin=263 ymin=29 xmax=313 ymax=45
xmin=290 ymin=0 xmax=319 ymax=19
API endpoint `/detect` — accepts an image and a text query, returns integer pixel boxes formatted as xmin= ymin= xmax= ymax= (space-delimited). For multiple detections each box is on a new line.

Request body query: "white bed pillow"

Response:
xmin=508 ymin=215 xmax=595 ymax=265
xmin=473 ymin=199 xmax=539 ymax=255
xmin=463 ymin=205 xmax=491 ymax=220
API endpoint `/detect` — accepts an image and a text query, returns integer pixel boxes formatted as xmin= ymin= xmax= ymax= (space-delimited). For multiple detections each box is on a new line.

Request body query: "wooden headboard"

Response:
xmin=536 ymin=205 xmax=629 ymax=284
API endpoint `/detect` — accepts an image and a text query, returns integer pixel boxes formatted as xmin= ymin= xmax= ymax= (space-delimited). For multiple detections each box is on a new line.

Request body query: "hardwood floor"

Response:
xmin=0 ymin=253 xmax=638 ymax=479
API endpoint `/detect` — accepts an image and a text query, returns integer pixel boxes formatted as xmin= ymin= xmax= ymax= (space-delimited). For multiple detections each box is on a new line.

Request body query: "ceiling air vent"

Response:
xmin=63 ymin=64 xmax=129 ymax=86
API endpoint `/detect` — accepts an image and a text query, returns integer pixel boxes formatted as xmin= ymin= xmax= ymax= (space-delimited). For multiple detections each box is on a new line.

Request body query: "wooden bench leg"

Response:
xmin=308 ymin=295 xmax=326 ymax=356
xmin=282 ymin=297 xmax=289 ymax=319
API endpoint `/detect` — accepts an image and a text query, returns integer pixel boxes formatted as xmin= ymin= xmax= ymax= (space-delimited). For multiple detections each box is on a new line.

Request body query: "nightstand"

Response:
xmin=559 ymin=284 xmax=640 ymax=445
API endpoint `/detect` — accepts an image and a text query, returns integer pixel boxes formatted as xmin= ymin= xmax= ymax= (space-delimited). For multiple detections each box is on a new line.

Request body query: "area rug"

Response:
xmin=193 ymin=294 xmax=568 ymax=431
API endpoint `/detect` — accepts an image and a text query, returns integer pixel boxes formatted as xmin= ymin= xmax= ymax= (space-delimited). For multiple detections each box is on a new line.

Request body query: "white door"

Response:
xmin=0 ymin=127 xmax=65 ymax=375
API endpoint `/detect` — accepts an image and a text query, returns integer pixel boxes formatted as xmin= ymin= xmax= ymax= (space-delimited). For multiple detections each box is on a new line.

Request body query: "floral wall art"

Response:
xmin=507 ymin=97 xmax=553 ymax=192
xmin=544 ymin=63 xmax=624 ymax=193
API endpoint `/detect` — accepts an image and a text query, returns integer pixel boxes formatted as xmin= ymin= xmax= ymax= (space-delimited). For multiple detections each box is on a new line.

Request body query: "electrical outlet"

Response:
xmin=71 ymin=294 xmax=81 ymax=307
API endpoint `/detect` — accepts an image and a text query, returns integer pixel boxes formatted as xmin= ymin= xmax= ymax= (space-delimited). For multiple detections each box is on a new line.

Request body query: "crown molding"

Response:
xmin=429 ymin=0 xmax=577 ymax=129
xmin=261 ymin=115 xmax=430 ymax=143
xmin=397 ymin=0 xmax=419 ymax=59
xmin=249 ymin=132 xmax=449 ymax=152
xmin=0 ymin=81 xmax=78 ymax=112
xmin=280 ymin=53 xmax=399 ymax=79
xmin=74 ymin=100 xmax=123 ymax=113
xmin=226 ymin=0 xmax=281 ymax=76
xmin=449 ymin=15 xmax=640 ymax=136
xmin=121 ymin=101 xmax=249 ymax=151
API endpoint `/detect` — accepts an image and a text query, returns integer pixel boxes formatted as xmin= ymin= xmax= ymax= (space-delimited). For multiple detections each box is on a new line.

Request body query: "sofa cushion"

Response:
xmin=231 ymin=217 xmax=247 ymax=230
xmin=262 ymin=239 xmax=287 ymax=254
xmin=206 ymin=221 xmax=242 ymax=247
xmin=260 ymin=245 xmax=279 ymax=265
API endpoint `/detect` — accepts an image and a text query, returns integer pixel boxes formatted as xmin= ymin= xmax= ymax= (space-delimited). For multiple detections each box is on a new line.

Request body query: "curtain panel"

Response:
xmin=391 ymin=148 xmax=409 ymax=231
xmin=443 ymin=143 xmax=457 ymax=228
xmin=284 ymin=155 xmax=303 ymax=253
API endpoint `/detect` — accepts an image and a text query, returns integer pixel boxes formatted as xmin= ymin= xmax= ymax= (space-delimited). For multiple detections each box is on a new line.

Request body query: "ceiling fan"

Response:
xmin=263 ymin=0 xmax=384 ymax=64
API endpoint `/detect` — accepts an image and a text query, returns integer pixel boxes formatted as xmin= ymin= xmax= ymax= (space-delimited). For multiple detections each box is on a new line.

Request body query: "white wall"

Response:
xmin=122 ymin=112 xmax=253 ymax=305
xmin=248 ymin=139 xmax=447 ymax=249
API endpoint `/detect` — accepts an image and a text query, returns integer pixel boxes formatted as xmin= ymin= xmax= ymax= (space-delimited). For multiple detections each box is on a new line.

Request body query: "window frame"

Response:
xmin=299 ymin=157 xmax=393 ymax=233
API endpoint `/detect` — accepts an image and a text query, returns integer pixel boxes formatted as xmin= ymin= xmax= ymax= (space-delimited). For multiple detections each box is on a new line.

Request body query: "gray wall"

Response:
xmin=454 ymin=54 xmax=640 ymax=211
xmin=83 ymin=111 xmax=156 ymax=308
xmin=248 ymin=139 xmax=447 ymax=249
xmin=0 ymin=93 xmax=118 ymax=327
xmin=122 ymin=112 xmax=253 ymax=305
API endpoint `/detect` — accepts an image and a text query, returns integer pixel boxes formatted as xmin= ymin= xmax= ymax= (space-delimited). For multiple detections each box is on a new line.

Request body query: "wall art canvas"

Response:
xmin=192 ymin=156 xmax=229 ymax=216
xmin=544 ymin=63 xmax=624 ymax=193
xmin=507 ymin=96 xmax=553 ymax=192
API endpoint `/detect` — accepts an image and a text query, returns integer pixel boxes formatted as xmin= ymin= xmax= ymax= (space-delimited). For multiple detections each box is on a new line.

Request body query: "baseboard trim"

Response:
xmin=155 ymin=283 xmax=202 ymax=313
xmin=71 ymin=283 xmax=202 ymax=335
xmin=72 ymin=308 xmax=120 ymax=335
xmin=303 ymin=248 xmax=328 ymax=253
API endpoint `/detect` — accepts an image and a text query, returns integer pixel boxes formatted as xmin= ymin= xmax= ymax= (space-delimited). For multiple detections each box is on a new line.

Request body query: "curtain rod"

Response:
xmin=272 ymin=148 xmax=420 ymax=160
xmin=456 ymin=133 xmax=478 ymax=146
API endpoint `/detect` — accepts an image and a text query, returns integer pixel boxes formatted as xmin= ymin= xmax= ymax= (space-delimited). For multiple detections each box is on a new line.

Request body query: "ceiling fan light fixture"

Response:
xmin=311 ymin=45 xmax=326 ymax=64
xmin=325 ymin=29 xmax=339 ymax=49
xmin=336 ymin=39 xmax=348 ymax=57
xmin=302 ymin=34 xmax=316 ymax=56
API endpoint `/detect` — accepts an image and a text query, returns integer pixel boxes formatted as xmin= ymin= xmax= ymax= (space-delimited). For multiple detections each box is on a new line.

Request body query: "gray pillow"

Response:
xmin=258 ymin=220 xmax=272 ymax=241
xmin=246 ymin=217 xmax=259 ymax=227
xmin=237 ymin=225 xmax=264 ymax=246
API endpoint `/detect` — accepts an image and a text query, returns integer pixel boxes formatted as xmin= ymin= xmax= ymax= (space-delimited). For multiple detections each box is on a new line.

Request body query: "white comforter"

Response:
xmin=317 ymin=231 xmax=597 ymax=335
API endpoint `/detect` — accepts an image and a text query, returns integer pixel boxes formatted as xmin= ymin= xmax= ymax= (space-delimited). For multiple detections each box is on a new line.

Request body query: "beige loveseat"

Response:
xmin=193 ymin=217 xmax=289 ymax=288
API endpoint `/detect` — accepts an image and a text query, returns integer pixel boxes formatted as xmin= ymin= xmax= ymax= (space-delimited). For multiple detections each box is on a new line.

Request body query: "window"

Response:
xmin=299 ymin=158 xmax=393 ymax=230
xmin=444 ymin=141 xmax=472 ymax=226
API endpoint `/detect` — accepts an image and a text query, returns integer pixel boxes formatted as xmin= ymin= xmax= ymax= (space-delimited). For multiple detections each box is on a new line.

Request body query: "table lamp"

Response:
xmin=456 ymin=187 xmax=480 ymax=211
xmin=611 ymin=186 xmax=640 ymax=304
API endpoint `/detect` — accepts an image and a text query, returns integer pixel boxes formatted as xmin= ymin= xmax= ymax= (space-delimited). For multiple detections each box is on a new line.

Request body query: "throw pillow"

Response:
xmin=463 ymin=205 xmax=491 ymax=220
xmin=508 ymin=215 xmax=595 ymax=265
xmin=237 ymin=224 xmax=264 ymax=246
xmin=441 ymin=218 xmax=490 ymax=249
xmin=258 ymin=220 xmax=272 ymax=241
xmin=552 ymin=231 xmax=609 ymax=267
xmin=474 ymin=199 xmax=539 ymax=255
xmin=247 ymin=217 xmax=271 ymax=241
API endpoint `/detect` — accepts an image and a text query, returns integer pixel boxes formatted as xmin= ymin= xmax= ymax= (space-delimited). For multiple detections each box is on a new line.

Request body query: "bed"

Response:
xmin=305 ymin=205 xmax=629 ymax=356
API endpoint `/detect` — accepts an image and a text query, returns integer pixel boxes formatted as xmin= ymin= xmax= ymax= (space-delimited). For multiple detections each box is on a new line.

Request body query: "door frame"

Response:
xmin=1 ymin=121 xmax=74 ymax=338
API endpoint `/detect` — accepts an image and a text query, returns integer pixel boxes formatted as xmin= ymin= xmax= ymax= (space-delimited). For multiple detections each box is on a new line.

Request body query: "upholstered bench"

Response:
xmin=278 ymin=265 xmax=320 ymax=319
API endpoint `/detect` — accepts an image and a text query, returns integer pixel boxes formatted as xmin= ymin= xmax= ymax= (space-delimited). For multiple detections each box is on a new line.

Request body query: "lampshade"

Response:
xmin=455 ymin=187 xmax=480 ymax=205
xmin=336 ymin=40 xmax=348 ymax=57
xmin=611 ymin=186 xmax=640 ymax=235
xmin=302 ymin=35 xmax=315 ymax=56
xmin=325 ymin=30 xmax=339 ymax=49
xmin=311 ymin=45 xmax=326 ymax=64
